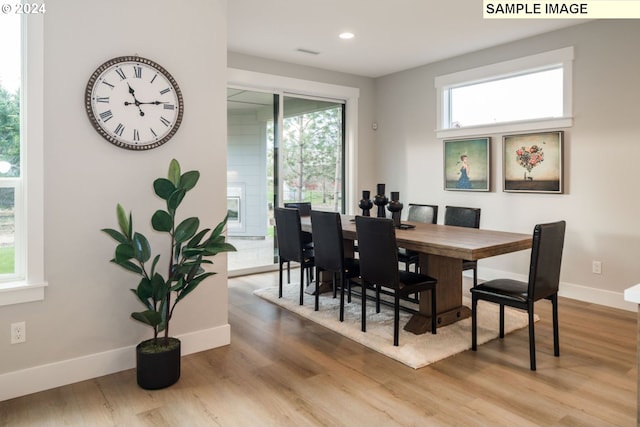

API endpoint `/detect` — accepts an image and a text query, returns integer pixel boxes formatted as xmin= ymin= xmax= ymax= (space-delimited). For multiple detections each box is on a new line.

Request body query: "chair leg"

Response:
xmin=431 ymin=287 xmax=437 ymax=335
xmin=375 ymin=285 xmax=381 ymax=313
xmin=499 ymin=304 xmax=505 ymax=338
xmin=473 ymin=267 xmax=478 ymax=287
xmin=278 ymin=260 xmax=284 ymax=298
xmin=299 ymin=267 xmax=304 ymax=306
xmin=339 ymin=275 xmax=346 ymax=322
xmin=314 ymin=266 xmax=320 ymax=311
xmin=287 ymin=261 xmax=291 ymax=284
xmin=361 ymin=283 xmax=367 ymax=332
xmin=332 ymin=273 xmax=337 ymax=299
xmin=552 ymin=294 xmax=560 ymax=357
xmin=471 ymin=295 xmax=478 ymax=351
xmin=394 ymin=294 xmax=400 ymax=346
xmin=528 ymin=303 xmax=536 ymax=371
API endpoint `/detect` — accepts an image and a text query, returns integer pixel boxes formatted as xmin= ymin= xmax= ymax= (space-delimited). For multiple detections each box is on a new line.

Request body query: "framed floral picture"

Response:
xmin=503 ymin=131 xmax=563 ymax=193
xmin=443 ymin=137 xmax=490 ymax=191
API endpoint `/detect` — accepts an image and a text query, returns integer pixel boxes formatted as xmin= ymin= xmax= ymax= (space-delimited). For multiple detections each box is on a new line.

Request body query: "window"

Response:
xmin=0 ymin=13 xmax=46 ymax=305
xmin=226 ymin=69 xmax=359 ymax=275
xmin=436 ymin=47 xmax=573 ymax=138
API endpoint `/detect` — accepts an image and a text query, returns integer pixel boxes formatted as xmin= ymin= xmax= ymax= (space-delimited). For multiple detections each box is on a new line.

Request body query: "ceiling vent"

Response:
xmin=296 ymin=48 xmax=320 ymax=55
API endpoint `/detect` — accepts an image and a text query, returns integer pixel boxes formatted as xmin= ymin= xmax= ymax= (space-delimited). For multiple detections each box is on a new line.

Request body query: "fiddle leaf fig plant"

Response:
xmin=102 ymin=159 xmax=236 ymax=346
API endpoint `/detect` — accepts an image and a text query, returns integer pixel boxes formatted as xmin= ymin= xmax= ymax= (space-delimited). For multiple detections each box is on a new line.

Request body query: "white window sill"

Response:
xmin=0 ymin=281 xmax=47 ymax=306
xmin=436 ymin=117 xmax=573 ymax=139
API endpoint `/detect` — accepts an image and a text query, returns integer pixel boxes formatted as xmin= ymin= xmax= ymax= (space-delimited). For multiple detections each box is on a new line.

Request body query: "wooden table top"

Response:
xmin=301 ymin=214 xmax=532 ymax=261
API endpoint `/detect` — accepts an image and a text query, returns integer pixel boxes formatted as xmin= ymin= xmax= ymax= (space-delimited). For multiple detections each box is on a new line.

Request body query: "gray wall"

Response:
xmin=374 ymin=20 xmax=640 ymax=308
xmin=0 ymin=0 xmax=229 ymax=400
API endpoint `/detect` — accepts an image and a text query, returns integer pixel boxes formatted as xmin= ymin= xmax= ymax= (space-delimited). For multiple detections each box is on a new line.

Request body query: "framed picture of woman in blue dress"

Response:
xmin=443 ymin=137 xmax=490 ymax=191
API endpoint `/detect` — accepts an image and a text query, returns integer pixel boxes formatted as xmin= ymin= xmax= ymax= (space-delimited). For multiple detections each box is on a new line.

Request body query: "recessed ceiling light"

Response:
xmin=339 ymin=32 xmax=354 ymax=40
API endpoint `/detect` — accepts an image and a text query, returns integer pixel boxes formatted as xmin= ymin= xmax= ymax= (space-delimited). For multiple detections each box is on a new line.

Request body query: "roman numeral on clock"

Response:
xmin=114 ymin=123 xmax=125 ymax=137
xmin=99 ymin=110 xmax=113 ymax=122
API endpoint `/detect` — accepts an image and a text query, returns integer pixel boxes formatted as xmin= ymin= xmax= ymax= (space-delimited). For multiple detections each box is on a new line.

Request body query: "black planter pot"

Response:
xmin=136 ymin=337 xmax=181 ymax=390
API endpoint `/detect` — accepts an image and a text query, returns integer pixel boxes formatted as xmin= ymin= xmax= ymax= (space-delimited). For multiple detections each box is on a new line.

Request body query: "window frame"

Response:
xmin=0 ymin=12 xmax=47 ymax=306
xmin=227 ymin=68 xmax=360 ymax=214
xmin=435 ymin=47 xmax=574 ymax=139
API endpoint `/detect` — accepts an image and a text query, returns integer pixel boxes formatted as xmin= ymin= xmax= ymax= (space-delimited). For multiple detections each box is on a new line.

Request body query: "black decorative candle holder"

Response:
xmin=358 ymin=190 xmax=373 ymax=216
xmin=387 ymin=191 xmax=403 ymax=228
xmin=373 ymin=183 xmax=388 ymax=218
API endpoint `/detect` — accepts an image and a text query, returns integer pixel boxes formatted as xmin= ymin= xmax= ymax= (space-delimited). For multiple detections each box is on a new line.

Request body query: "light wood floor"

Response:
xmin=1 ymin=270 xmax=637 ymax=426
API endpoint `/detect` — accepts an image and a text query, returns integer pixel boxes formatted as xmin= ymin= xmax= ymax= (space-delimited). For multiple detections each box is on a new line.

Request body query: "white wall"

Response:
xmin=0 ymin=0 xmax=229 ymax=401
xmin=374 ymin=20 xmax=640 ymax=310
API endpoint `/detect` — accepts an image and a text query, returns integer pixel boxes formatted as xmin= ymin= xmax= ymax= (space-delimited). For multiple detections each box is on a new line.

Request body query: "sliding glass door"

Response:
xmin=227 ymin=88 xmax=345 ymax=274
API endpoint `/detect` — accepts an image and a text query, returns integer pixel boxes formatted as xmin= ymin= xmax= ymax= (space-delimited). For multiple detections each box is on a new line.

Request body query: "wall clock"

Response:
xmin=85 ymin=56 xmax=184 ymax=150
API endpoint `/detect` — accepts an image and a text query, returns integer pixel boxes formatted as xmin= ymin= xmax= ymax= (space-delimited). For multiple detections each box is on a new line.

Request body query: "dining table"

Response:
xmin=301 ymin=214 xmax=533 ymax=334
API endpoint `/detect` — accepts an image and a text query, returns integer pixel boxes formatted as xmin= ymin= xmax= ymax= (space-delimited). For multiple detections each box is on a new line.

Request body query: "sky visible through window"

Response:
xmin=450 ymin=67 xmax=563 ymax=128
xmin=0 ymin=14 xmax=21 ymax=92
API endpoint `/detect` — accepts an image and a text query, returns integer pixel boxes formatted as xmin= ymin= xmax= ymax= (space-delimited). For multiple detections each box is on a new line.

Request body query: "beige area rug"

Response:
xmin=254 ymin=283 xmax=536 ymax=369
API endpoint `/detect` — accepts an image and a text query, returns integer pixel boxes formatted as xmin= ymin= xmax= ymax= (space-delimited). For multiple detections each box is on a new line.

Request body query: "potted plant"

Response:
xmin=102 ymin=159 xmax=236 ymax=389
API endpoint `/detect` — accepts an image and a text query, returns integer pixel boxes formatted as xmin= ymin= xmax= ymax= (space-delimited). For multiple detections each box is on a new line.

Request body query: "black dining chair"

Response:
xmin=355 ymin=216 xmax=438 ymax=346
xmin=283 ymin=202 xmax=313 ymax=283
xmin=444 ymin=205 xmax=481 ymax=287
xmin=274 ymin=207 xmax=315 ymax=305
xmin=471 ymin=220 xmax=566 ymax=371
xmin=398 ymin=203 xmax=438 ymax=273
xmin=310 ymin=210 xmax=360 ymax=319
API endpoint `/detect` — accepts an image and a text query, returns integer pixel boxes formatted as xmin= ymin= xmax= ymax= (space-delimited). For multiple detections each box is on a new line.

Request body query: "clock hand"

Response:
xmin=124 ymin=83 xmax=145 ymax=116
xmin=138 ymin=101 xmax=169 ymax=106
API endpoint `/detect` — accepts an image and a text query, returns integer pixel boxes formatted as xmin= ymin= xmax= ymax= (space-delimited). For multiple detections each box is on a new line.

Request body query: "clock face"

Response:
xmin=85 ymin=56 xmax=184 ymax=150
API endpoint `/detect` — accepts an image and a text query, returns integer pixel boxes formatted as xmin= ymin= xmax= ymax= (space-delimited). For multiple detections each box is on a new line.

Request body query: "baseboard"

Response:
xmin=469 ymin=267 xmax=637 ymax=312
xmin=0 ymin=324 xmax=230 ymax=402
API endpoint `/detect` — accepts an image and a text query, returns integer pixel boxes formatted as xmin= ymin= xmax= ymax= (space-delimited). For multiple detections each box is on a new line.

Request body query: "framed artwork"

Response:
xmin=444 ymin=137 xmax=490 ymax=191
xmin=227 ymin=196 xmax=240 ymax=223
xmin=503 ymin=131 xmax=563 ymax=193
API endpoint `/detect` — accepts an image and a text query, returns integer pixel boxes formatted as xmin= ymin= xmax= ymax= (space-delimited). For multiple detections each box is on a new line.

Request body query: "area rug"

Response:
xmin=254 ymin=283 xmax=536 ymax=369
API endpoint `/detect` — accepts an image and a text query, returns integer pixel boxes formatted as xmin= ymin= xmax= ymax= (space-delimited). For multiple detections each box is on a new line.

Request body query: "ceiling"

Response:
xmin=227 ymin=0 xmax=589 ymax=78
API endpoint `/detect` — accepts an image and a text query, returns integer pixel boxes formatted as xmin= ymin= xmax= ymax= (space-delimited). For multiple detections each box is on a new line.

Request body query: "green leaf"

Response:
xmin=151 ymin=210 xmax=173 ymax=232
xmin=116 ymin=204 xmax=130 ymax=237
xmin=177 ymin=272 xmax=216 ymax=302
xmin=150 ymin=254 xmax=161 ymax=277
xmin=111 ymin=259 xmax=143 ymax=275
xmin=209 ymin=215 xmax=228 ymax=239
xmin=132 ymin=232 xmax=151 ymax=263
xmin=168 ymin=159 xmax=181 ymax=186
xmin=136 ymin=277 xmax=153 ymax=302
xmin=151 ymin=273 xmax=169 ymax=302
xmin=174 ymin=217 xmax=199 ymax=243
xmin=131 ymin=310 xmax=162 ymax=327
xmin=115 ymin=243 xmax=134 ymax=262
xmin=153 ymin=178 xmax=176 ymax=200
xmin=186 ymin=228 xmax=210 ymax=248
xmin=102 ymin=228 xmax=127 ymax=244
xmin=205 ymin=242 xmax=237 ymax=255
xmin=167 ymin=189 xmax=186 ymax=211
xmin=182 ymin=247 xmax=205 ymax=258
xmin=179 ymin=170 xmax=199 ymax=191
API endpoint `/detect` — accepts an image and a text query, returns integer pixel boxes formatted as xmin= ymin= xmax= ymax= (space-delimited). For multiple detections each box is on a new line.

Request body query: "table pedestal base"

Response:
xmin=404 ymin=305 xmax=471 ymax=334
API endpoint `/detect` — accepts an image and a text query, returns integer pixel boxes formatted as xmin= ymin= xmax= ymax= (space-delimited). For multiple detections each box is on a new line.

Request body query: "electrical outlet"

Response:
xmin=11 ymin=321 xmax=25 ymax=344
xmin=592 ymin=261 xmax=602 ymax=275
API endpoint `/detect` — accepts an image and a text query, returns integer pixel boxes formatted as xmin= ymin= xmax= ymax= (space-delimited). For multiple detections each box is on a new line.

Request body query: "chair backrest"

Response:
xmin=528 ymin=220 xmax=566 ymax=301
xmin=444 ymin=206 xmax=481 ymax=229
xmin=355 ymin=216 xmax=399 ymax=288
xmin=310 ymin=210 xmax=344 ymax=272
xmin=284 ymin=202 xmax=311 ymax=216
xmin=274 ymin=207 xmax=305 ymax=262
xmin=407 ymin=204 xmax=438 ymax=224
